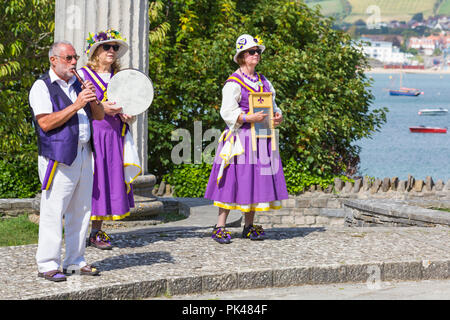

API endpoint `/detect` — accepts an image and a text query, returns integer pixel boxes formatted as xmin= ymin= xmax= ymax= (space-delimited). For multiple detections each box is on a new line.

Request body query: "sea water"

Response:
xmin=357 ymin=72 xmax=450 ymax=181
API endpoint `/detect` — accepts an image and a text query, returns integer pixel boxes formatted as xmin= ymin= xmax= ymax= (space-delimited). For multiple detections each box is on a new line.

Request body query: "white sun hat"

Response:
xmin=233 ymin=34 xmax=266 ymax=63
xmin=85 ymin=29 xmax=129 ymax=60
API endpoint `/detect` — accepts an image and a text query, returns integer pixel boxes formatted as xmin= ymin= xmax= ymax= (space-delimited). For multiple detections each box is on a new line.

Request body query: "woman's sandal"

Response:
xmin=38 ymin=270 xmax=67 ymax=282
xmin=242 ymin=224 xmax=266 ymax=240
xmin=211 ymin=226 xmax=232 ymax=244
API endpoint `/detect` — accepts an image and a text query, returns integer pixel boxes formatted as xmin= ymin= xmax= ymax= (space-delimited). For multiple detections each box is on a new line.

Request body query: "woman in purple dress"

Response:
xmin=79 ymin=29 xmax=137 ymax=250
xmin=204 ymin=34 xmax=289 ymax=243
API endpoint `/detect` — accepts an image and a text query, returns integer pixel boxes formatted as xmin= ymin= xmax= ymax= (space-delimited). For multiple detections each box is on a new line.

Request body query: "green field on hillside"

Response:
xmin=305 ymin=0 xmax=345 ymax=16
xmin=437 ymin=0 xmax=450 ymax=15
xmin=306 ymin=0 xmax=443 ymax=23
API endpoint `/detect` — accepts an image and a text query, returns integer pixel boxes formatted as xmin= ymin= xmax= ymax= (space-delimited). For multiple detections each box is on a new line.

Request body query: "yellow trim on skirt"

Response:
xmin=213 ymin=201 xmax=282 ymax=213
xmin=90 ymin=211 xmax=131 ymax=221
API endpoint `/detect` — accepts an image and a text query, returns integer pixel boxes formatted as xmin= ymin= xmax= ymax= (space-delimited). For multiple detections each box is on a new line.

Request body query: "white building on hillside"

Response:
xmin=408 ymin=36 xmax=437 ymax=56
xmin=359 ymin=37 xmax=413 ymax=64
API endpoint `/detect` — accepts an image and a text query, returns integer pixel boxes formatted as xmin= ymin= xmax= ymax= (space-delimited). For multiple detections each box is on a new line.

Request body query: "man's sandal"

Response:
xmin=63 ymin=264 xmax=100 ymax=276
xmin=38 ymin=270 xmax=67 ymax=282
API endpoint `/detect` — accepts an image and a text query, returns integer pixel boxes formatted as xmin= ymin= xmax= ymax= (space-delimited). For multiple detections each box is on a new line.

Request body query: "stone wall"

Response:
xmin=0 ymin=175 xmax=163 ymax=221
xmin=343 ymin=199 xmax=450 ymax=228
xmin=254 ymin=195 xmax=346 ymax=228
xmin=0 ymin=198 xmax=40 ymax=219
xmin=253 ymin=175 xmax=450 ymax=228
xmin=4 ymin=174 xmax=450 ymax=228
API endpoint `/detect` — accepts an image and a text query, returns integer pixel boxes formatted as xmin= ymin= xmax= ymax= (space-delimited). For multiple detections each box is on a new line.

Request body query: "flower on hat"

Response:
xmin=254 ymin=35 xmax=263 ymax=46
xmin=237 ymin=37 xmax=247 ymax=50
xmin=85 ymin=29 xmax=127 ymax=55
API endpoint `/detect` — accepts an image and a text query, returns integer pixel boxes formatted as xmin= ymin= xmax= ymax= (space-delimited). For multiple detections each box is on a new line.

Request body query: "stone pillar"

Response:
xmin=54 ymin=0 xmax=163 ymax=218
xmin=54 ymin=0 xmax=149 ymax=174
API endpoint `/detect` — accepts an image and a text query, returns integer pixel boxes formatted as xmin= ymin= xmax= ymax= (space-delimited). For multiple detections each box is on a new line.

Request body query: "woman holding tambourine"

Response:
xmin=78 ymin=29 xmax=140 ymax=250
xmin=204 ymin=34 xmax=289 ymax=244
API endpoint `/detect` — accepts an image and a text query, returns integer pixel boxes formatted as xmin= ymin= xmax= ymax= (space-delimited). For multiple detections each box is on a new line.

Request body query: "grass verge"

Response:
xmin=0 ymin=214 xmax=39 ymax=247
xmin=0 ymin=210 xmax=187 ymax=247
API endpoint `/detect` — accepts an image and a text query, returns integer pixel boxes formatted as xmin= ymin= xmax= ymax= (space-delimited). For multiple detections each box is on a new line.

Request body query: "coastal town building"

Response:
xmin=408 ymin=36 xmax=437 ymax=55
xmin=408 ymin=34 xmax=450 ymax=55
xmin=359 ymin=37 xmax=412 ymax=65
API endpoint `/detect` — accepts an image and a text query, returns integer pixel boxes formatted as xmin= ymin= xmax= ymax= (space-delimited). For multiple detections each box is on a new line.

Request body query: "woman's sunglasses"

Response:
xmin=102 ymin=44 xmax=120 ymax=52
xmin=246 ymin=48 xmax=262 ymax=55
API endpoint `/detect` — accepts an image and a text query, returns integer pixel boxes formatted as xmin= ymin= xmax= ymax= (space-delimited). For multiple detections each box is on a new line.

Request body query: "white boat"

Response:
xmin=418 ymin=108 xmax=448 ymax=116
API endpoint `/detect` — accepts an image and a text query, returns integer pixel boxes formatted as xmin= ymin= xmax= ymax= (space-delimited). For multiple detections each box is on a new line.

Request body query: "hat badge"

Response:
xmin=237 ymin=38 xmax=247 ymax=50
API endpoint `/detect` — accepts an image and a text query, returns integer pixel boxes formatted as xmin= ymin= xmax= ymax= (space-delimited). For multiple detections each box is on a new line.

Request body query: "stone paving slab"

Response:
xmin=1 ymin=224 xmax=449 ymax=300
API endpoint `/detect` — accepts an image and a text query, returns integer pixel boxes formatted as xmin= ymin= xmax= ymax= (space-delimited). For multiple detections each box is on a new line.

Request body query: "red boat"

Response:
xmin=409 ymin=126 xmax=447 ymax=133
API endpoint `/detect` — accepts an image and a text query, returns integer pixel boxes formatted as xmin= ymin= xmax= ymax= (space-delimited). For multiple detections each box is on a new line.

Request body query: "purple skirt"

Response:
xmin=204 ymin=124 xmax=288 ymax=209
xmin=91 ymin=114 xmax=134 ymax=220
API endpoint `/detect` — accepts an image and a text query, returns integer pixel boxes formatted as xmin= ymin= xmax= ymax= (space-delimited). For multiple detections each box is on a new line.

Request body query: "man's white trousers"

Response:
xmin=36 ymin=142 xmax=93 ymax=273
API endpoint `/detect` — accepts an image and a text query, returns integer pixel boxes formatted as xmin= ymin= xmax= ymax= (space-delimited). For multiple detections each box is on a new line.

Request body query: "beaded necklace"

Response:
xmin=240 ymin=68 xmax=263 ymax=88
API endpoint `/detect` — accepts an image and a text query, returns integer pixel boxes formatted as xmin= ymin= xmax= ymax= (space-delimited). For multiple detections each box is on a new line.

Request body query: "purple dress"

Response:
xmin=204 ymin=73 xmax=288 ymax=212
xmin=80 ymin=66 xmax=134 ymax=220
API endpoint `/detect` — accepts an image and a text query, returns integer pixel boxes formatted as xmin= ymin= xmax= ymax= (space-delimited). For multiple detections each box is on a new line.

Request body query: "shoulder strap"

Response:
xmin=81 ymin=66 xmax=110 ymax=102
xmin=81 ymin=66 xmax=107 ymax=93
xmin=226 ymin=73 xmax=264 ymax=93
xmin=226 ymin=76 xmax=255 ymax=92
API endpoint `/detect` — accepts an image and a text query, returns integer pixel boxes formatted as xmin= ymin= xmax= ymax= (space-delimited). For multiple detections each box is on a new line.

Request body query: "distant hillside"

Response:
xmin=438 ymin=0 xmax=450 ymax=15
xmin=304 ymin=0 xmax=346 ymax=17
xmin=305 ymin=0 xmax=450 ymax=23
xmin=305 ymin=0 xmax=347 ymax=18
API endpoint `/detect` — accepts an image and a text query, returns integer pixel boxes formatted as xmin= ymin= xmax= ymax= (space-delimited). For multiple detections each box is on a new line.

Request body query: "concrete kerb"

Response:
xmin=31 ymin=260 xmax=450 ymax=300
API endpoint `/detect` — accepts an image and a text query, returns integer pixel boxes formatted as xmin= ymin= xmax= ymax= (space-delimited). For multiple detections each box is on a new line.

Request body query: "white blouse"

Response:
xmin=220 ymin=75 xmax=282 ymax=131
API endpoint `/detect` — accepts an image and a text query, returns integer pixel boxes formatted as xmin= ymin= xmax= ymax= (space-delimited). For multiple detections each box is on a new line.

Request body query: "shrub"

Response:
xmin=164 ymin=163 xmax=212 ymax=197
xmin=0 ymin=157 xmax=40 ymax=198
xmin=165 ymin=160 xmax=353 ymax=198
xmin=0 ymin=0 xmax=54 ymax=199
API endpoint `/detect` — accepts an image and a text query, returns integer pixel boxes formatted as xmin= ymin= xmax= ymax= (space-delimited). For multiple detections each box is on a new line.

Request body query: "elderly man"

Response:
xmin=29 ymin=41 xmax=104 ymax=282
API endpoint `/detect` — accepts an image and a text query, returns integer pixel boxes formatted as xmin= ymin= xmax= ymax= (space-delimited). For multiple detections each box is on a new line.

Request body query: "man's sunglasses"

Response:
xmin=102 ymin=44 xmax=120 ymax=52
xmin=246 ymin=48 xmax=262 ymax=55
xmin=55 ymin=55 xmax=80 ymax=62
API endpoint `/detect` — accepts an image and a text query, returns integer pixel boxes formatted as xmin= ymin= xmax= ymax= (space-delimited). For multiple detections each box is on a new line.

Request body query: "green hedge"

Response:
xmin=0 ymin=158 xmax=40 ymax=198
xmin=164 ymin=163 xmax=213 ymax=198
xmin=164 ymin=159 xmax=352 ymax=198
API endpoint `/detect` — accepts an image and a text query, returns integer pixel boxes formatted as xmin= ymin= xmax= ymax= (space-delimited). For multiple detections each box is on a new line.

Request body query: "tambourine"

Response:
xmin=106 ymin=68 xmax=154 ymax=116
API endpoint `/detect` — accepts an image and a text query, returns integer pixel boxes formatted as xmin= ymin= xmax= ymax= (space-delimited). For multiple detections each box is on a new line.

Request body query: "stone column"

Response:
xmin=54 ymin=0 xmax=149 ymax=174
xmin=54 ymin=0 xmax=163 ymax=217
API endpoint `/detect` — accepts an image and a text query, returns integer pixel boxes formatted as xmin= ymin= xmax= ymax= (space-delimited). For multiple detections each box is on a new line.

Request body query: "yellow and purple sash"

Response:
xmin=41 ymin=159 xmax=58 ymax=191
xmin=226 ymin=73 xmax=264 ymax=93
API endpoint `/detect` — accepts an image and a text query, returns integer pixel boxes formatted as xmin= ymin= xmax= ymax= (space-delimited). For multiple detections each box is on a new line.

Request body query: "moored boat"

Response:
xmin=418 ymin=108 xmax=448 ymax=116
xmin=409 ymin=126 xmax=447 ymax=133
xmin=388 ymin=71 xmax=422 ymax=96
xmin=389 ymin=88 xmax=421 ymax=96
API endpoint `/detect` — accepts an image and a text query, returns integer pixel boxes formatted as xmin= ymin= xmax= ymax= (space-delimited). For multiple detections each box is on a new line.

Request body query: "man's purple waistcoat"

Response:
xmin=30 ymin=71 xmax=93 ymax=166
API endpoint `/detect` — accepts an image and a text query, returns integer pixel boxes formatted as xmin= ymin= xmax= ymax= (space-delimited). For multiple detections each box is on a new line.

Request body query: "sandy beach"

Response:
xmin=365 ymin=67 xmax=450 ymax=74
